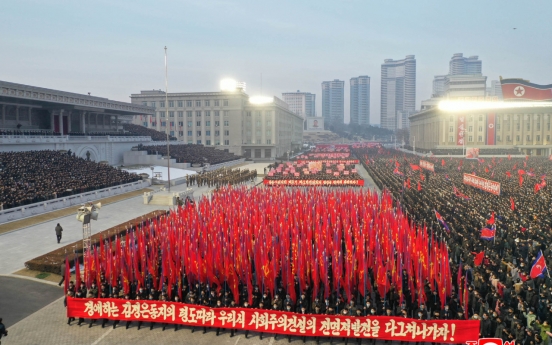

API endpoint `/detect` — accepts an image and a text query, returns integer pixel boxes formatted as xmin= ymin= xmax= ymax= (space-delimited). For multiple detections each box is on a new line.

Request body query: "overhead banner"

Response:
xmin=67 ymin=298 xmax=479 ymax=343
xmin=264 ymin=179 xmax=364 ymax=186
xmin=419 ymin=160 xmax=435 ymax=172
xmin=486 ymin=113 xmax=496 ymax=145
xmin=296 ymin=159 xmax=359 ymax=164
xmin=463 ymin=173 xmax=501 ymax=195
xmin=457 ymin=115 xmax=466 ymax=146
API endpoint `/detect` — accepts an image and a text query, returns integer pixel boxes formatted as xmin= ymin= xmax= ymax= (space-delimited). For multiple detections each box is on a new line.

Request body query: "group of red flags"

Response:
xmin=76 ymin=186 xmax=453 ymax=310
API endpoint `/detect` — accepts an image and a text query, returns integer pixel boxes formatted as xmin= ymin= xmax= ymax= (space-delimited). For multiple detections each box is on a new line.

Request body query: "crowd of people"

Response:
xmin=402 ymin=146 xmax=522 ymax=156
xmin=264 ymin=162 xmax=361 ymax=182
xmin=0 ymin=129 xmax=59 ymax=136
xmin=186 ymin=167 xmax=256 ymax=188
xmin=353 ymin=146 xmax=552 ymax=343
xmin=122 ymin=124 xmax=177 ymax=141
xmin=0 ymin=150 xmax=140 ymax=210
xmin=138 ymin=144 xmax=242 ymax=165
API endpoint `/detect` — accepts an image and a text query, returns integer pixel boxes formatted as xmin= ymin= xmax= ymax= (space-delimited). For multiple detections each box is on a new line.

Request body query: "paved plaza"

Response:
xmin=0 ymin=162 xmax=387 ymax=345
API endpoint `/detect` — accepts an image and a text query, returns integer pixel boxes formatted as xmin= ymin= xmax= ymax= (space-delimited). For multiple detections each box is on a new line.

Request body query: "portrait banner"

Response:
xmin=67 ymin=298 xmax=479 ymax=343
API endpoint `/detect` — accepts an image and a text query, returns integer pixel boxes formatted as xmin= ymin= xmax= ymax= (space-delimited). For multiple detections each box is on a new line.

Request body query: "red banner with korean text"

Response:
xmin=263 ymin=179 xmax=364 ymax=186
xmin=67 ymin=298 xmax=479 ymax=343
xmin=419 ymin=160 xmax=435 ymax=172
xmin=457 ymin=115 xmax=466 ymax=146
xmin=463 ymin=173 xmax=501 ymax=195
xmin=296 ymin=159 xmax=360 ymax=164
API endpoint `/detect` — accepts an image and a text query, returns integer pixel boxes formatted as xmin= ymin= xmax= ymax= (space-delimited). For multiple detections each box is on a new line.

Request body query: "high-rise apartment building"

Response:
xmin=281 ymin=91 xmax=316 ymax=118
xmin=432 ymin=75 xmax=447 ymax=97
xmin=350 ymin=76 xmax=370 ymax=126
xmin=380 ymin=55 xmax=416 ymax=131
xmin=321 ymin=79 xmax=345 ymax=125
xmin=449 ymin=53 xmax=482 ymax=75
xmin=487 ymin=80 xmax=504 ymax=99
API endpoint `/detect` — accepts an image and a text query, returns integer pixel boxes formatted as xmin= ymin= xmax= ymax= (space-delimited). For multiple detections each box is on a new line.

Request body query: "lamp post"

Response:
xmin=150 ymin=166 xmax=154 ymax=184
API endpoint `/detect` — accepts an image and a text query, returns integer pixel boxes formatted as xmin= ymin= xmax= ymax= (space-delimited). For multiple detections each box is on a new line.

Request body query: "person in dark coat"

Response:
xmin=55 ymin=223 xmax=63 ymax=243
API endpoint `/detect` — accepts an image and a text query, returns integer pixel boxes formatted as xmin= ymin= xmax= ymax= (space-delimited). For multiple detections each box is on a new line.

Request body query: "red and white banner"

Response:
xmin=300 ymin=153 xmax=351 ymax=159
xmin=463 ymin=173 xmax=501 ymax=195
xmin=419 ymin=160 xmax=435 ymax=172
xmin=466 ymin=148 xmax=480 ymax=159
xmin=486 ymin=113 xmax=496 ymax=145
xmin=296 ymin=159 xmax=359 ymax=164
xmin=263 ymin=179 xmax=364 ymax=186
xmin=457 ymin=115 xmax=466 ymax=146
xmin=67 ymin=298 xmax=479 ymax=343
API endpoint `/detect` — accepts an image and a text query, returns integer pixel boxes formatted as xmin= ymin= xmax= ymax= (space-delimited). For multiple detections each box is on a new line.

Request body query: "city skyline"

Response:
xmin=2 ymin=1 xmax=551 ymax=124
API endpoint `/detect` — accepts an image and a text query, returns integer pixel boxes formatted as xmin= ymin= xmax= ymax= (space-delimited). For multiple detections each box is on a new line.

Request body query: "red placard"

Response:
xmin=463 ymin=173 xmax=501 ymax=195
xmin=67 ymin=298 xmax=479 ymax=343
xmin=296 ymin=160 xmax=359 ymax=164
xmin=419 ymin=160 xmax=434 ymax=172
xmin=263 ymin=180 xmax=364 ymax=186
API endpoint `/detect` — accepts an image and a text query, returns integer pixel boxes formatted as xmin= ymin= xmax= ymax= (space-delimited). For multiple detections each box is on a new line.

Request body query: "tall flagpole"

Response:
xmin=165 ymin=46 xmax=171 ymax=192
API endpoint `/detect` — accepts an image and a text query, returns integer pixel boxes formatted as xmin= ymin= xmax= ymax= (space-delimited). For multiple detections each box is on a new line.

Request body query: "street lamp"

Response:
xmin=150 ymin=166 xmax=154 ymax=184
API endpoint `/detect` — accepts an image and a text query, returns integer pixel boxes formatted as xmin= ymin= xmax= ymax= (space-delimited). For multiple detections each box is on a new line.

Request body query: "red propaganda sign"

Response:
xmin=296 ymin=159 xmax=359 ymax=164
xmin=463 ymin=173 xmax=501 ymax=195
xmin=67 ymin=298 xmax=479 ymax=343
xmin=419 ymin=160 xmax=435 ymax=172
xmin=263 ymin=179 xmax=364 ymax=186
xmin=487 ymin=113 xmax=496 ymax=145
xmin=457 ymin=115 xmax=466 ymax=146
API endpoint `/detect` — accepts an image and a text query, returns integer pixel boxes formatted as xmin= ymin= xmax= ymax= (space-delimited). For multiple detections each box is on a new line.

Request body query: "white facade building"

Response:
xmin=380 ymin=55 xmax=416 ymax=131
xmin=350 ymin=76 xmax=370 ymax=126
xmin=281 ymin=90 xmax=316 ymax=118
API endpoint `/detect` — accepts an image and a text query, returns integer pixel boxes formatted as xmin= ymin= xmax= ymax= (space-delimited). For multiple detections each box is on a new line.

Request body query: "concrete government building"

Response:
xmin=410 ymin=78 xmax=552 ymax=156
xmin=130 ymin=89 xmax=303 ymax=159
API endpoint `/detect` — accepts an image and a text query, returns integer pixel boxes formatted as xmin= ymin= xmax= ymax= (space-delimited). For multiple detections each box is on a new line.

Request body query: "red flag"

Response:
xmin=417 ymin=181 xmax=422 ymax=191
xmin=519 ymin=175 xmax=524 ymax=187
xmin=506 ymin=171 xmax=511 ymax=178
xmin=486 ymin=212 xmax=495 ymax=225
xmin=530 ymin=251 xmax=548 ymax=279
xmin=410 ymin=164 xmax=421 ymax=171
xmin=441 ymin=159 xmax=445 ymax=167
xmin=474 ymin=251 xmax=484 ymax=266
xmin=510 ymin=197 xmax=515 ymax=211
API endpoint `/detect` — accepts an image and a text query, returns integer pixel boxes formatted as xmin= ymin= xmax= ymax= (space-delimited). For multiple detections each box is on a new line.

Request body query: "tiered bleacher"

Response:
xmin=122 ymin=124 xmax=177 ymax=141
xmin=137 ymin=144 xmax=242 ymax=165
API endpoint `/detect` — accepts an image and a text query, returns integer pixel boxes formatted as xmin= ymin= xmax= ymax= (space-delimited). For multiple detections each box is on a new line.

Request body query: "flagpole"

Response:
xmin=164 ymin=46 xmax=171 ymax=192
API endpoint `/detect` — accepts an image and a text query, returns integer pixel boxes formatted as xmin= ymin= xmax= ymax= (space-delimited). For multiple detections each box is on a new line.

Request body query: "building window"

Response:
xmin=169 ymin=111 xmax=174 ymax=117
xmin=143 ymin=122 xmax=148 ymax=127
xmin=178 ymin=131 xmax=183 ymax=136
xmin=187 ymin=121 xmax=192 ymax=127
xmin=224 ymin=110 xmax=229 ymax=117
xmin=478 ymin=115 xmax=483 ymax=121
xmin=224 ymin=140 xmax=229 ymax=145
xmin=205 ymin=110 xmax=211 ymax=117
xmin=170 ymin=122 xmax=174 ymax=127
xmin=266 ymin=111 xmax=272 ymax=118
xmin=449 ymin=136 xmax=454 ymax=143
xmin=547 ymin=135 xmax=551 ymax=142
xmin=187 ymin=131 xmax=192 ymax=136
xmin=186 ymin=100 xmax=192 ymax=107
xmin=224 ymin=130 xmax=229 ymax=136
xmin=516 ymin=123 xmax=520 ymax=130
xmin=206 ymin=130 xmax=211 ymax=136
xmin=188 ymin=140 xmax=193 ymax=144
xmin=214 ymin=110 xmax=220 ymax=117
xmin=449 ymin=116 xmax=453 ymax=122
xmin=246 ymin=111 xmax=252 ymax=117
xmin=205 ymin=100 xmax=210 ymax=107
xmin=507 ymin=135 xmax=511 ymax=142
xmin=478 ymin=135 xmax=482 ymax=142
xmin=468 ymin=136 xmax=473 ymax=142
xmin=527 ymin=135 xmax=531 ymax=141
xmin=215 ymin=141 xmax=220 ymax=145
xmin=449 ymin=126 xmax=453 ymax=133
xmin=255 ymin=149 xmax=262 ymax=158
xmin=196 ymin=111 xmax=201 ymax=117
xmin=186 ymin=111 xmax=192 ymax=117
xmin=468 ymin=126 xmax=473 ymax=132
xmin=197 ymin=140 xmax=202 ymax=144
xmin=257 ymin=120 xmax=263 ymax=126
xmin=214 ymin=100 xmax=220 ymax=107
xmin=197 ymin=131 xmax=201 ymax=136
xmin=537 ymin=122 xmax=541 ymax=130
xmin=497 ymin=136 xmax=501 ymax=142
xmin=160 ymin=101 xmax=165 ymax=108
xmin=548 ymin=122 xmax=551 ymax=130
xmin=537 ymin=135 xmax=541 ymax=142
xmin=168 ymin=100 xmax=174 ymax=107
xmin=159 ymin=111 xmax=165 ymax=118
xmin=266 ymin=140 xmax=271 ymax=145
xmin=223 ymin=99 xmax=229 ymax=106
xmin=496 ymin=123 xmax=500 ymax=130
xmin=266 ymin=130 xmax=271 ymax=136
xmin=255 ymin=111 xmax=262 ymax=117
xmin=161 ymin=121 xmax=166 ymax=127
xmin=478 ymin=126 xmax=482 ymax=132
xmin=215 ymin=121 xmax=220 ymax=127
xmin=195 ymin=100 xmax=201 ymax=107
xmin=266 ymin=120 xmax=272 ymax=127
xmin=215 ymin=130 xmax=220 ymax=136
xmin=224 ymin=121 xmax=229 ymax=126
xmin=177 ymin=101 xmax=183 ymax=107
xmin=170 ymin=131 xmax=174 ymax=136
xmin=177 ymin=111 xmax=183 ymax=117
xmin=205 ymin=121 xmax=211 ymax=126
xmin=206 ymin=140 xmax=211 ymax=145
xmin=256 ymin=139 xmax=262 ymax=144
xmin=178 ymin=121 xmax=183 ymax=127
xmin=142 ymin=101 xmax=148 ymax=106
xmin=527 ymin=122 xmax=531 ymax=130
xmin=516 ymin=135 xmax=520 ymax=142
xmin=196 ymin=121 xmax=201 ymax=126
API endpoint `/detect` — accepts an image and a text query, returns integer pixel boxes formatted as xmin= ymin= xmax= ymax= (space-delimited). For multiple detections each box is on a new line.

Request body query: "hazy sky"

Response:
xmin=2 ymin=0 xmax=552 ymax=124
